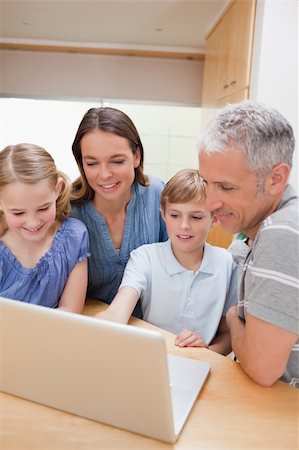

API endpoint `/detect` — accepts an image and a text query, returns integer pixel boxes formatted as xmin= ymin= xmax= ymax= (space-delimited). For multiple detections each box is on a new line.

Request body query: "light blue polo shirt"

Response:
xmin=119 ymin=239 xmax=237 ymax=343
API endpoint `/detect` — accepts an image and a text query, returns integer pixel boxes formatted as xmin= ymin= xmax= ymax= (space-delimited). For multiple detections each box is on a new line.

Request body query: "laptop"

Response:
xmin=0 ymin=297 xmax=210 ymax=443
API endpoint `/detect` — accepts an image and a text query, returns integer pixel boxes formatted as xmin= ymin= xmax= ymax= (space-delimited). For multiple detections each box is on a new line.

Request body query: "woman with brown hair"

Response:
xmin=71 ymin=107 xmax=167 ymax=317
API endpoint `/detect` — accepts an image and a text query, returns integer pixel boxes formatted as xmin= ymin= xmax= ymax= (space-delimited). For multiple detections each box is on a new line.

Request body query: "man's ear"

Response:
xmin=268 ymin=163 xmax=290 ymax=196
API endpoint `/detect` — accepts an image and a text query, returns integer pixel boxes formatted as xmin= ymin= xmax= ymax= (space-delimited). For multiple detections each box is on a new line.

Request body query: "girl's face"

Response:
xmin=81 ymin=129 xmax=140 ymax=204
xmin=0 ymin=179 xmax=60 ymax=242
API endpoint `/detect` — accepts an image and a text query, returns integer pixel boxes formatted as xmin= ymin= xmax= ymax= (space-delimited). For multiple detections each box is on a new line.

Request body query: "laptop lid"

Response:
xmin=0 ymin=297 xmax=210 ymax=443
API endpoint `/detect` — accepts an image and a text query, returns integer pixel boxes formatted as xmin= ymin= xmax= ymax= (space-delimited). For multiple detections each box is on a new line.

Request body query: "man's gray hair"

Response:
xmin=198 ymin=101 xmax=294 ymax=178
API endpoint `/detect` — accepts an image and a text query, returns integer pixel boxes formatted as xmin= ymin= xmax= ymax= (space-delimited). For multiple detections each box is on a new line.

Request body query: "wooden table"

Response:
xmin=1 ymin=298 xmax=298 ymax=449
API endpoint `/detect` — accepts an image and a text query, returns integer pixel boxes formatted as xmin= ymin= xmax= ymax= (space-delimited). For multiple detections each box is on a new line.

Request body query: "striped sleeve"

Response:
xmin=246 ymin=221 xmax=299 ymax=334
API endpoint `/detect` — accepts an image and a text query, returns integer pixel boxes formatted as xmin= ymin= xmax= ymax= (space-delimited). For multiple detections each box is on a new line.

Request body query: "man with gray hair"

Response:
xmin=198 ymin=101 xmax=299 ymax=388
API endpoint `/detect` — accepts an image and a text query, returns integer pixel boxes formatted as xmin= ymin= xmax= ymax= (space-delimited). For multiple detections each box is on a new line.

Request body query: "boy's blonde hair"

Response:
xmin=161 ymin=169 xmax=206 ymax=211
xmin=0 ymin=144 xmax=71 ymax=237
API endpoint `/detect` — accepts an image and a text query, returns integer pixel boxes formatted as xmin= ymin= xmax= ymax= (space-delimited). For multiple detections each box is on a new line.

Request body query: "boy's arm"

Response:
xmin=208 ymin=316 xmax=232 ymax=355
xmin=174 ymin=317 xmax=231 ymax=355
xmin=95 ymin=287 xmax=139 ymax=324
xmin=58 ymin=259 xmax=88 ymax=313
xmin=226 ymin=306 xmax=298 ymax=386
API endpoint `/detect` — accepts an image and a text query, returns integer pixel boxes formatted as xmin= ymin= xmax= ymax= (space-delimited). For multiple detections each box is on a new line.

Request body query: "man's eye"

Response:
xmin=221 ymin=185 xmax=234 ymax=191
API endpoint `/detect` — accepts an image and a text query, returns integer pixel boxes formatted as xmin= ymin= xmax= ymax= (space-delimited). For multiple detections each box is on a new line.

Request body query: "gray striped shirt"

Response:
xmin=238 ymin=185 xmax=299 ymax=388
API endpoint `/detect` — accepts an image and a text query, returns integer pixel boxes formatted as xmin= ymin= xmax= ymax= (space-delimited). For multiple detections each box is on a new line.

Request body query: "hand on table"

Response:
xmin=174 ymin=328 xmax=209 ymax=348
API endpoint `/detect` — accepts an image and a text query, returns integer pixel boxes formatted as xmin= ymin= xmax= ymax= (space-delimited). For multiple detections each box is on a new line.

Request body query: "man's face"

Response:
xmin=199 ymin=145 xmax=276 ymax=240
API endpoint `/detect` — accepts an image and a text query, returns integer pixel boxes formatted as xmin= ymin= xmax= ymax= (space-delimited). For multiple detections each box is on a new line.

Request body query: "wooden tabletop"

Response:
xmin=1 ymin=298 xmax=298 ymax=449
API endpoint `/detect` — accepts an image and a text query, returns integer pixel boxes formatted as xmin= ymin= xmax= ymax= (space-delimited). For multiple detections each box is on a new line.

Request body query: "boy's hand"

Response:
xmin=174 ymin=328 xmax=209 ymax=348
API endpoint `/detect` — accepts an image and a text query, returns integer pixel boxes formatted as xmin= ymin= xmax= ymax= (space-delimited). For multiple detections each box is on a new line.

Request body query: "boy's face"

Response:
xmin=162 ymin=197 xmax=212 ymax=257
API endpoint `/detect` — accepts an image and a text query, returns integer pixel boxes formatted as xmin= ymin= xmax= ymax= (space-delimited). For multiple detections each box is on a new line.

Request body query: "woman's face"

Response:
xmin=81 ymin=129 xmax=140 ymax=203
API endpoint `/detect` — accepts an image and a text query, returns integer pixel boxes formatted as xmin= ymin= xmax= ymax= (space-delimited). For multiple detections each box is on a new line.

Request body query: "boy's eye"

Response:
xmin=170 ymin=213 xmax=179 ymax=218
xmin=192 ymin=216 xmax=203 ymax=220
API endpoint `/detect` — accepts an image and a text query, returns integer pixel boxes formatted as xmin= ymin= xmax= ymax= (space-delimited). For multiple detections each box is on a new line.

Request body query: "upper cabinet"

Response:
xmin=202 ymin=0 xmax=257 ymax=107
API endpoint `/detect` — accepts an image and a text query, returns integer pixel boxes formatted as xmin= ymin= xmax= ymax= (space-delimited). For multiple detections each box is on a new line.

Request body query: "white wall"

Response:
xmin=250 ymin=0 xmax=298 ymax=191
xmin=0 ymin=98 xmax=202 ymax=182
xmin=0 ymin=50 xmax=203 ymax=105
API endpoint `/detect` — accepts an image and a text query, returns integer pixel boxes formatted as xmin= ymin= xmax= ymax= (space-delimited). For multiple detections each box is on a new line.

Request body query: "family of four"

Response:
xmin=0 ymin=101 xmax=298 ymax=388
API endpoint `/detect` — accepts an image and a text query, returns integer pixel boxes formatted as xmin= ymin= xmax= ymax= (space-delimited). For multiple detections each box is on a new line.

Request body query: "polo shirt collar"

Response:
xmin=162 ymin=239 xmax=215 ymax=276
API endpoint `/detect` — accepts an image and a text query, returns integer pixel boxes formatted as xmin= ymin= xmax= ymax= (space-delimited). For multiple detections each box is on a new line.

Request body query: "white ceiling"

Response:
xmin=0 ymin=0 xmax=229 ymax=57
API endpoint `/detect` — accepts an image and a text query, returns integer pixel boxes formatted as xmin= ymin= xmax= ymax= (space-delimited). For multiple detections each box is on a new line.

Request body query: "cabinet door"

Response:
xmin=227 ymin=0 xmax=256 ymax=96
xmin=216 ymin=7 xmax=232 ymax=100
xmin=216 ymin=87 xmax=249 ymax=108
xmin=201 ymin=23 xmax=221 ymax=107
xmin=219 ymin=0 xmax=256 ymax=99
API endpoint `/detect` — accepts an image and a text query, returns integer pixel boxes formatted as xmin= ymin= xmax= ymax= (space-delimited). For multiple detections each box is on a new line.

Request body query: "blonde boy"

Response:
xmin=97 ymin=169 xmax=237 ymax=355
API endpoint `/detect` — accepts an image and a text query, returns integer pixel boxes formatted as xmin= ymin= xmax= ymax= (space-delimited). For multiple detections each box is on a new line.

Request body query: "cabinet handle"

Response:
xmin=223 ymin=84 xmax=229 ymax=89
xmin=230 ymin=80 xmax=237 ymax=85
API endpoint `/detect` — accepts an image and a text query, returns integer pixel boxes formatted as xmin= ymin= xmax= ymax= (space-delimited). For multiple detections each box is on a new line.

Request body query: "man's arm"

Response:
xmin=226 ymin=305 xmax=298 ymax=387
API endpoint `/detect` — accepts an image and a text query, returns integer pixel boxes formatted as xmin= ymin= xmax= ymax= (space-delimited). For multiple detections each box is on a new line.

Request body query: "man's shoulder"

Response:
xmin=264 ymin=185 xmax=298 ymax=229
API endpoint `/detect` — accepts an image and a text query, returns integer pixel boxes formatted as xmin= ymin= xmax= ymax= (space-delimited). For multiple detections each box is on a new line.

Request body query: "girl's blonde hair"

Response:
xmin=160 ymin=169 xmax=206 ymax=211
xmin=0 ymin=144 xmax=71 ymax=236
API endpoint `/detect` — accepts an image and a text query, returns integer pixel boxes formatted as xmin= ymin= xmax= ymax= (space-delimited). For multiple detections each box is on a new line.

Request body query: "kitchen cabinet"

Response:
xmin=202 ymin=0 xmax=256 ymax=106
xmin=201 ymin=1 xmax=256 ymax=249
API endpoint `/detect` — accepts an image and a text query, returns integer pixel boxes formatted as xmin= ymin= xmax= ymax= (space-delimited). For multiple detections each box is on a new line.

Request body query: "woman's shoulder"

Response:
xmin=135 ymin=175 xmax=165 ymax=196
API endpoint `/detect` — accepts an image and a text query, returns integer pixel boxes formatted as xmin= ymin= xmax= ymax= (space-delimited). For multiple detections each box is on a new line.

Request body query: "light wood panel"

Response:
xmin=0 ymin=42 xmax=204 ymax=61
xmin=216 ymin=87 xmax=249 ymax=107
xmin=206 ymin=223 xmax=233 ymax=248
xmin=202 ymin=0 xmax=256 ymax=107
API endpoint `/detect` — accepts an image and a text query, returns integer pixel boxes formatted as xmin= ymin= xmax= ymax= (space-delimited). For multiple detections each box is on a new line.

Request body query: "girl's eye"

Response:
xmin=38 ymin=207 xmax=50 ymax=212
xmin=13 ymin=212 xmax=24 ymax=216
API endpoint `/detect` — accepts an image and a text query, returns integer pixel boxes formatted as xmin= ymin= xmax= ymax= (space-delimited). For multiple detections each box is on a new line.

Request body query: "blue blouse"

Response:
xmin=71 ymin=176 xmax=168 ymax=313
xmin=0 ymin=218 xmax=90 ymax=308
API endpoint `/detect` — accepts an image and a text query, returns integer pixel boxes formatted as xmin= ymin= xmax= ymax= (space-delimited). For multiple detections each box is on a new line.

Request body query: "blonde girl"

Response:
xmin=0 ymin=144 xmax=89 ymax=312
